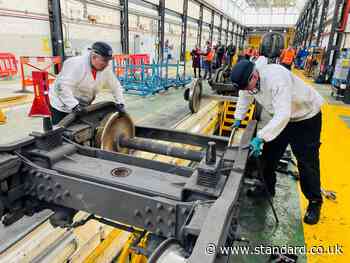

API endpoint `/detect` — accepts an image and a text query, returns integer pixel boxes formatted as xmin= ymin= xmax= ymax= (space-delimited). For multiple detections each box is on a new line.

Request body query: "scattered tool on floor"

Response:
xmin=321 ymin=187 xmax=337 ymax=201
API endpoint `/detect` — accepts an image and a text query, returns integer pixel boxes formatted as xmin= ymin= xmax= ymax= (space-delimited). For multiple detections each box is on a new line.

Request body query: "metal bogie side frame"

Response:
xmin=0 ymin=109 xmax=257 ymax=262
xmin=187 ymin=120 xmax=256 ymax=263
xmin=22 ymin=163 xmax=191 ymax=240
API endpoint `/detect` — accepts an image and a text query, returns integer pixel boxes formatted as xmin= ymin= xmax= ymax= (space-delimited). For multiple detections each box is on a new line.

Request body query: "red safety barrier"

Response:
xmin=129 ymin=54 xmax=150 ymax=67
xmin=0 ymin=53 xmax=18 ymax=79
xmin=129 ymin=54 xmax=150 ymax=74
xmin=113 ymin=54 xmax=129 ymax=77
xmin=20 ymin=56 xmax=61 ymax=92
xmin=113 ymin=53 xmax=150 ymax=76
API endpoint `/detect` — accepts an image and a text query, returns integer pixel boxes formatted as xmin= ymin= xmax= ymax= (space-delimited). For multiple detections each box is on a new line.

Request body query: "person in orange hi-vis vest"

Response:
xmin=280 ymin=46 xmax=296 ymax=70
xmin=201 ymin=41 xmax=214 ymax=80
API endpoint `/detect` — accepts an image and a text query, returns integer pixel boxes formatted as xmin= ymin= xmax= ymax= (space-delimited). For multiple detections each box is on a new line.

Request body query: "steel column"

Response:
xmin=316 ymin=0 xmax=330 ymax=46
xmin=302 ymin=14 xmax=307 ymax=46
xmin=298 ymin=14 xmax=305 ymax=46
xmin=299 ymin=10 xmax=306 ymax=46
xmin=235 ymin=24 xmax=239 ymax=48
xmin=302 ymin=7 xmax=310 ymax=48
xmin=225 ymin=19 xmax=229 ymax=45
xmin=240 ymin=27 xmax=244 ymax=49
xmin=48 ymin=0 xmax=65 ymax=61
xmin=325 ymin=0 xmax=344 ymax=68
xmin=306 ymin=2 xmax=315 ymax=47
xmin=180 ymin=0 xmax=189 ymax=61
xmin=197 ymin=4 xmax=203 ymax=47
xmin=243 ymin=28 xmax=246 ymax=48
xmin=230 ymin=22 xmax=234 ymax=43
xmin=302 ymin=6 xmax=309 ymax=47
xmin=120 ymin=0 xmax=129 ymax=54
xmin=158 ymin=0 xmax=165 ymax=62
xmin=209 ymin=10 xmax=214 ymax=44
xmin=309 ymin=1 xmax=319 ymax=47
xmin=305 ymin=2 xmax=313 ymax=47
xmin=302 ymin=12 xmax=308 ymax=45
xmin=218 ymin=15 xmax=223 ymax=42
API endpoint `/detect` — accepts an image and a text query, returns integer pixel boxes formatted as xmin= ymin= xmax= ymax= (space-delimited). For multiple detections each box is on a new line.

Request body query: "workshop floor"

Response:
xmin=1 ymin=71 xmax=350 ymax=262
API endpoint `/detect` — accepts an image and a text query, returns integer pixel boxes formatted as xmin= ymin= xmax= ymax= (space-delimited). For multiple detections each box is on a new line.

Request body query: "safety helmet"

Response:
xmin=91 ymin=42 xmax=113 ymax=59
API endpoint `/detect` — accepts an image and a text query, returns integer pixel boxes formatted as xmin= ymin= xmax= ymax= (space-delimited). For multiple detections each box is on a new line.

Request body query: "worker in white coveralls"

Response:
xmin=49 ymin=42 xmax=125 ymax=125
xmin=230 ymin=59 xmax=324 ymax=225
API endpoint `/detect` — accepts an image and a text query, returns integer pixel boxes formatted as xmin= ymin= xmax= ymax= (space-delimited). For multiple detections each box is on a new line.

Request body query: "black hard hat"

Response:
xmin=230 ymin=60 xmax=255 ymax=89
xmin=91 ymin=42 xmax=113 ymax=59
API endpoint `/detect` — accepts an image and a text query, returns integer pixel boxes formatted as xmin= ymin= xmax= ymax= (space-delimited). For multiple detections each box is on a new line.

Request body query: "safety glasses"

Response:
xmin=92 ymin=52 xmax=111 ymax=63
xmin=246 ymin=70 xmax=260 ymax=95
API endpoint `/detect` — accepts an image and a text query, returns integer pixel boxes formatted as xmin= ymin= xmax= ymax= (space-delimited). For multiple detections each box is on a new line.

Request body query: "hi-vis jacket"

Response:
xmin=49 ymin=53 xmax=124 ymax=113
xmin=234 ymin=64 xmax=324 ymax=142
xmin=280 ymin=48 xmax=296 ymax=65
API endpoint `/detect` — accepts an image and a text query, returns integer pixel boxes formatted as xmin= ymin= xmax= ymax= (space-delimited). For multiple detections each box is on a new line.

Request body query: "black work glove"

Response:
xmin=72 ymin=104 xmax=87 ymax=116
xmin=115 ymin=103 xmax=126 ymax=115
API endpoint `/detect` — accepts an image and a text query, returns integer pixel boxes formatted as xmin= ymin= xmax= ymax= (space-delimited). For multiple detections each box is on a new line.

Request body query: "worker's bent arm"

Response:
xmin=53 ymin=59 xmax=80 ymax=110
xmin=257 ymin=81 xmax=292 ymax=142
xmin=234 ymin=90 xmax=254 ymax=120
xmin=106 ymin=66 xmax=125 ymax=104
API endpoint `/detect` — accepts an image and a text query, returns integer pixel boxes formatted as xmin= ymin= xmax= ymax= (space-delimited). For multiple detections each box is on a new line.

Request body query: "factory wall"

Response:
xmin=60 ymin=0 xmax=121 ymax=55
xmin=0 ymin=0 xmax=236 ymax=61
xmin=0 ymin=16 xmax=51 ymax=56
xmin=0 ymin=0 xmax=51 ymax=56
xmin=202 ymin=27 xmax=211 ymax=46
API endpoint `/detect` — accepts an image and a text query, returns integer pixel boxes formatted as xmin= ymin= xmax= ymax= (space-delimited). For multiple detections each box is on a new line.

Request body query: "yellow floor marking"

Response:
xmin=0 ymin=94 xmax=32 ymax=109
xmin=295 ymin=69 xmax=350 ymax=262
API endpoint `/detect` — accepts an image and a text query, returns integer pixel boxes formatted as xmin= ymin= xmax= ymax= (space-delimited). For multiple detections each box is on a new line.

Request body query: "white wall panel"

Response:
xmin=188 ymin=1 xmax=200 ymax=19
xmin=0 ymin=16 xmax=50 ymax=56
xmin=202 ymin=27 xmax=210 ymax=48
xmin=214 ymin=14 xmax=220 ymax=26
xmin=203 ymin=9 xmax=212 ymax=23
xmin=128 ymin=2 xmax=158 ymax=16
xmin=222 ymin=19 xmax=227 ymax=29
xmin=0 ymin=0 xmax=48 ymax=14
xmin=186 ymin=22 xmax=198 ymax=50
xmin=166 ymin=0 xmax=183 ymax=13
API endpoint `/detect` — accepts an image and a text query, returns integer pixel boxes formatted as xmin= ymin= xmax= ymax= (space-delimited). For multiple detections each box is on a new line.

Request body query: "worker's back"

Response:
xmin=49 ymin=54 xmax=113 ymax=112
xmin=257 ymin=64 xmax=324 ymax=122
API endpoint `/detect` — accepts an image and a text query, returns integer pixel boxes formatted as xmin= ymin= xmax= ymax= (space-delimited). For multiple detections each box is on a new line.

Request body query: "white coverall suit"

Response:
xmin=49 ymin=53 xmax=124 ymax=124
xmin=235 ymin=64 xmax=324 ymax=201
